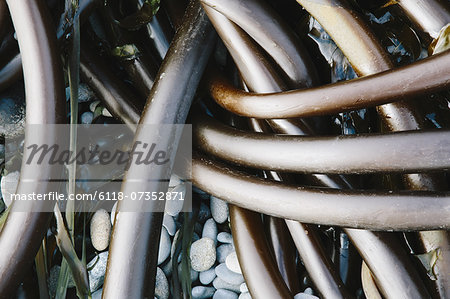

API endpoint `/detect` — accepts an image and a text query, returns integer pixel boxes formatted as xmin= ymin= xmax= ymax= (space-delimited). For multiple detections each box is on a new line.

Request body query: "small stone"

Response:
xmin=238 ymin=292 xmax=252 ymax=299
xmin=212 ymin=277 xmax=241 ymax=293
xmin=110 ymin=202 xmax=117 ymax=225
xmin=102 ymin=108 xmax=112 ymax=117
xmin=169 ymin=174 xmax=181 ymax=187
xmin=1 ymin=171 xmax=19 ymax=207
xmin=304 ymin=288 xmax=313 ymax=295
xmin=202 ymin=218 xmax=218 ymax=244
xmin=199 ymin=268 xmax=217 ymax=285
xmin=91 ymin=288 xmax=103 ymax=299
xmin=215 ymin=263 xmax=244 ymax=285
xmin=217 ymin=232 xmax=233 ymax=244
xmin=155 ymin=267 xmax=169 ymax=299
xmin=90 ymin=209 xmax=111 ymax=251
xmin=192 ymin=286 xmax=215 ymax=299
xmin=87 ymin=252 xmax=108 ymax=292
xmin=163 ymin=213 xmax=176 ymax=236
xmin=294 ymin=293 xmax=319 ymax=299
xmin=190 ymin=237 xmax=216 ymax=272
xmin=225 ymin=252 xmax=242 ymax=274
xmin=213 ymin=289 xmax=238 ymax=299
xmin=158 ymin=227 xmax=171 ymax=265
xmin=89 ymin=100 xmax=101 ymax=112
xmin=165 ymin=183 xmax=186 ymax=216
xmin=239 ymin=283 xmax=248 ymax=293
xmin=217 ymin=244 xmax=234 ymax=263
xmin=210 ymin=196 xmax=229 ymax=224
xmin=198 ymin=202 xmax=211 ymax=223
xmin=81 ymin=111 xmax=94 ymax=124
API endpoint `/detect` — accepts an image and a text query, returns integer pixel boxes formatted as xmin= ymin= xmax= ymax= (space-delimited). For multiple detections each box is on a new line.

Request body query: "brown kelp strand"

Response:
xmin=193 ymin=115 xmax=450 ymax=174
xmin=397 ymin=0 xmax=450 ymax=39
xmin=0 ymin=0 xmax=65 ymax=297
xmin=102 ymin=1 xmax=216 ymax=298
xmin=207 ymin=49 xmax=450 ymax=119
xmin=230 ymin=206 xmax=293 ymax=298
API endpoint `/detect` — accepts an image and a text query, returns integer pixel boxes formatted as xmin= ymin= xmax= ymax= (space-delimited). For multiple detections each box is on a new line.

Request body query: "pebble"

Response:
xmin=169 ymin=174 xmax=181 ymax=187
xmin=155 ymin=267 xmax=169 ymax=299
xmin=215 ymin=263 xmax=244 ymax=285
xmin=190 ymin=237 xmax=216 ymax=272
xmin=163 ymin=213 xmax=176 ymax=236
xmin=294 ymin=293 xmax=319 ymax=299
xmin=91 ymin=288 xmax=102 ymax=299
xmin=213 ymin=289 xmax=238 ymax=299
xmin=1 ymin=171 xmax=19 ymax=207
xmin=217 ymin=232 xmax=233 ymax=244
xmin=217 ymin=244 xmax=234 ymax=263
xmin=238 ymin=293 xmax=252 ymax=299
xmin=202 ymin=218 xmax=218 ymax=244
xmin=198 ymin=202 xmax=212 ymax=223
xmin=199 ymin=268 xmax=217 ymax=285
xmin=102 ymin=108 xmax=112 ymax=117
xmin=89 ymin=100 xmax=101 ymax=112
xmin=90 ymin=209 xmax=111 ymax=251
xmin=210 ymin=196 xmax=229 ymax=224
xmin=81 ymin=111 xmax=94 ymax=124
xmin=225 ymin=252 xmax=242 ymax=274
xmin=304 ymin=288 xmax=314 ymax=295
xmin=158 ymin=227 xmax=171 ymax=265
xmin=212 ymin=277 xmax=241 ymax=293
xmin=87 ymin=252 xmax=108 ymax=292
xmin=165 ymin=183 xmax=186 ymax=216
xmin=161 ymin=258 xmax=172 ymax=277
xmin=192 ymin=286 xmax=215 ymax=299
xmin=239 ymin=283 xmax=248 ymax=293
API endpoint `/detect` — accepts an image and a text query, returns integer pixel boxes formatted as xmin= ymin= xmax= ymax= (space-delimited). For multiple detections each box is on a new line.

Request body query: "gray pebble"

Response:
xmin=238 ymin=293 xmax=251 ymax=299
xmin=102 ymin=107 xmax=112 ymax=117
xmin=239 ymin=283 xmax=248 ymax=293
xmin=1 ymin=171 xmax=19 ymax=207
xmin=212 ymin=277 xmax=241 ymax=293
xmin=215 ymin=263 xmax=244 ymax=285
xmin=210 ymin=196 xmax=229 ymax=224
xmin=165 ymin=183 xmax=186 ymax=216
xmin=217 ymin=244 xmax=234 ymax=263
xmin=90 ymin=209 xmax=111 ymax=251
xmin=213 ymin=289 xmax=238 ymax=299
xmin=81 ymin=111 xmax=94 ymax=124
xmin=190 ymin=237 xmax=216 ymax=272
xmin=198 ymin=202 xmax=212 ymax=223
xmin=294 ymin=293 xmax=319 ymax=299
xmin=87 ymin=251 xmax=108 ymax=292
xmin=192 ymin=286 xmax=215 ymax=299
xmin=163 ymin=213 xmax=176 ymax=236
xmin=158 ymin=227 xmax=171 ymax=265
xmin=199 ymin=268 xmax=217 ymax=285
xmin=91 ymin=288 xmax=103 ymax=299
xmin=217 ymin=232 xmax=233 ymax=244
xmin=202 ymin=218 xmax=218 ymax=244
xmin=155 ymin=267 xmax=169 ymax=299
xmin=225 ymin=252 xmax=242 ymax=274
xmin=304 ymin=288 xmax=313 ymax=295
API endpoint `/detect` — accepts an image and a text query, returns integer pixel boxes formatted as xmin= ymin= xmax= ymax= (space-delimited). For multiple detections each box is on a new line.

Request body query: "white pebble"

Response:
xmin=102 ymin=108 xmax=112 ymax=117
xmin=238 ymin=292 xmax=252 ymax=299
xmin=212 ymin=277 xmax=241 ymax=293
xmin=91 ymin=288 xmax=102 ymax=299
xmin=155 ymin=267 xmax=169 ymax=299
xmin=87 ymin=252 xmax=108 ymax=292
xmin=225 ymin=252 xmax=242 ymax=274
xmin=294 ymin=293 xmax=319 ymax=299
xmin=163 ymin=213 xmax=176 ymax=236
xmin=199 ymin=268 xmax=217 ymax=285
xmin=90 ymin=209 xmax=111 ymax=251
xmin=192 ymin=286 xmax=215 ymax=299
xmin=210 ymin=196 xmax=229 ymax=224
xmin=217 ymin=232 xmax=233 ymax=244
xmin=190 ymin=237 xmax=216 ymax=272
xmin=81 ymin=111 xmax=94 ymax=124
xmin=1 ymin=171 xmax=19 ymax=207
xmin=202 ymin=218 xmax=218 ymax=244
xmin=239 ymin=283 xmax=248 ymax=293
xmin=304 ymin=288 xmax=313 ymax=295
xmin=158 ymin=227 xmax=171 ymax=265
xmin=215 ymin=263 xmax=244 ymax=285
xmin=213 ymin=289 xmax=238 ymax=299
xmin=165 ymin=183 xmax=186 ymax=216
xmin=217 ymin=244 xmax=234 ymax=263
